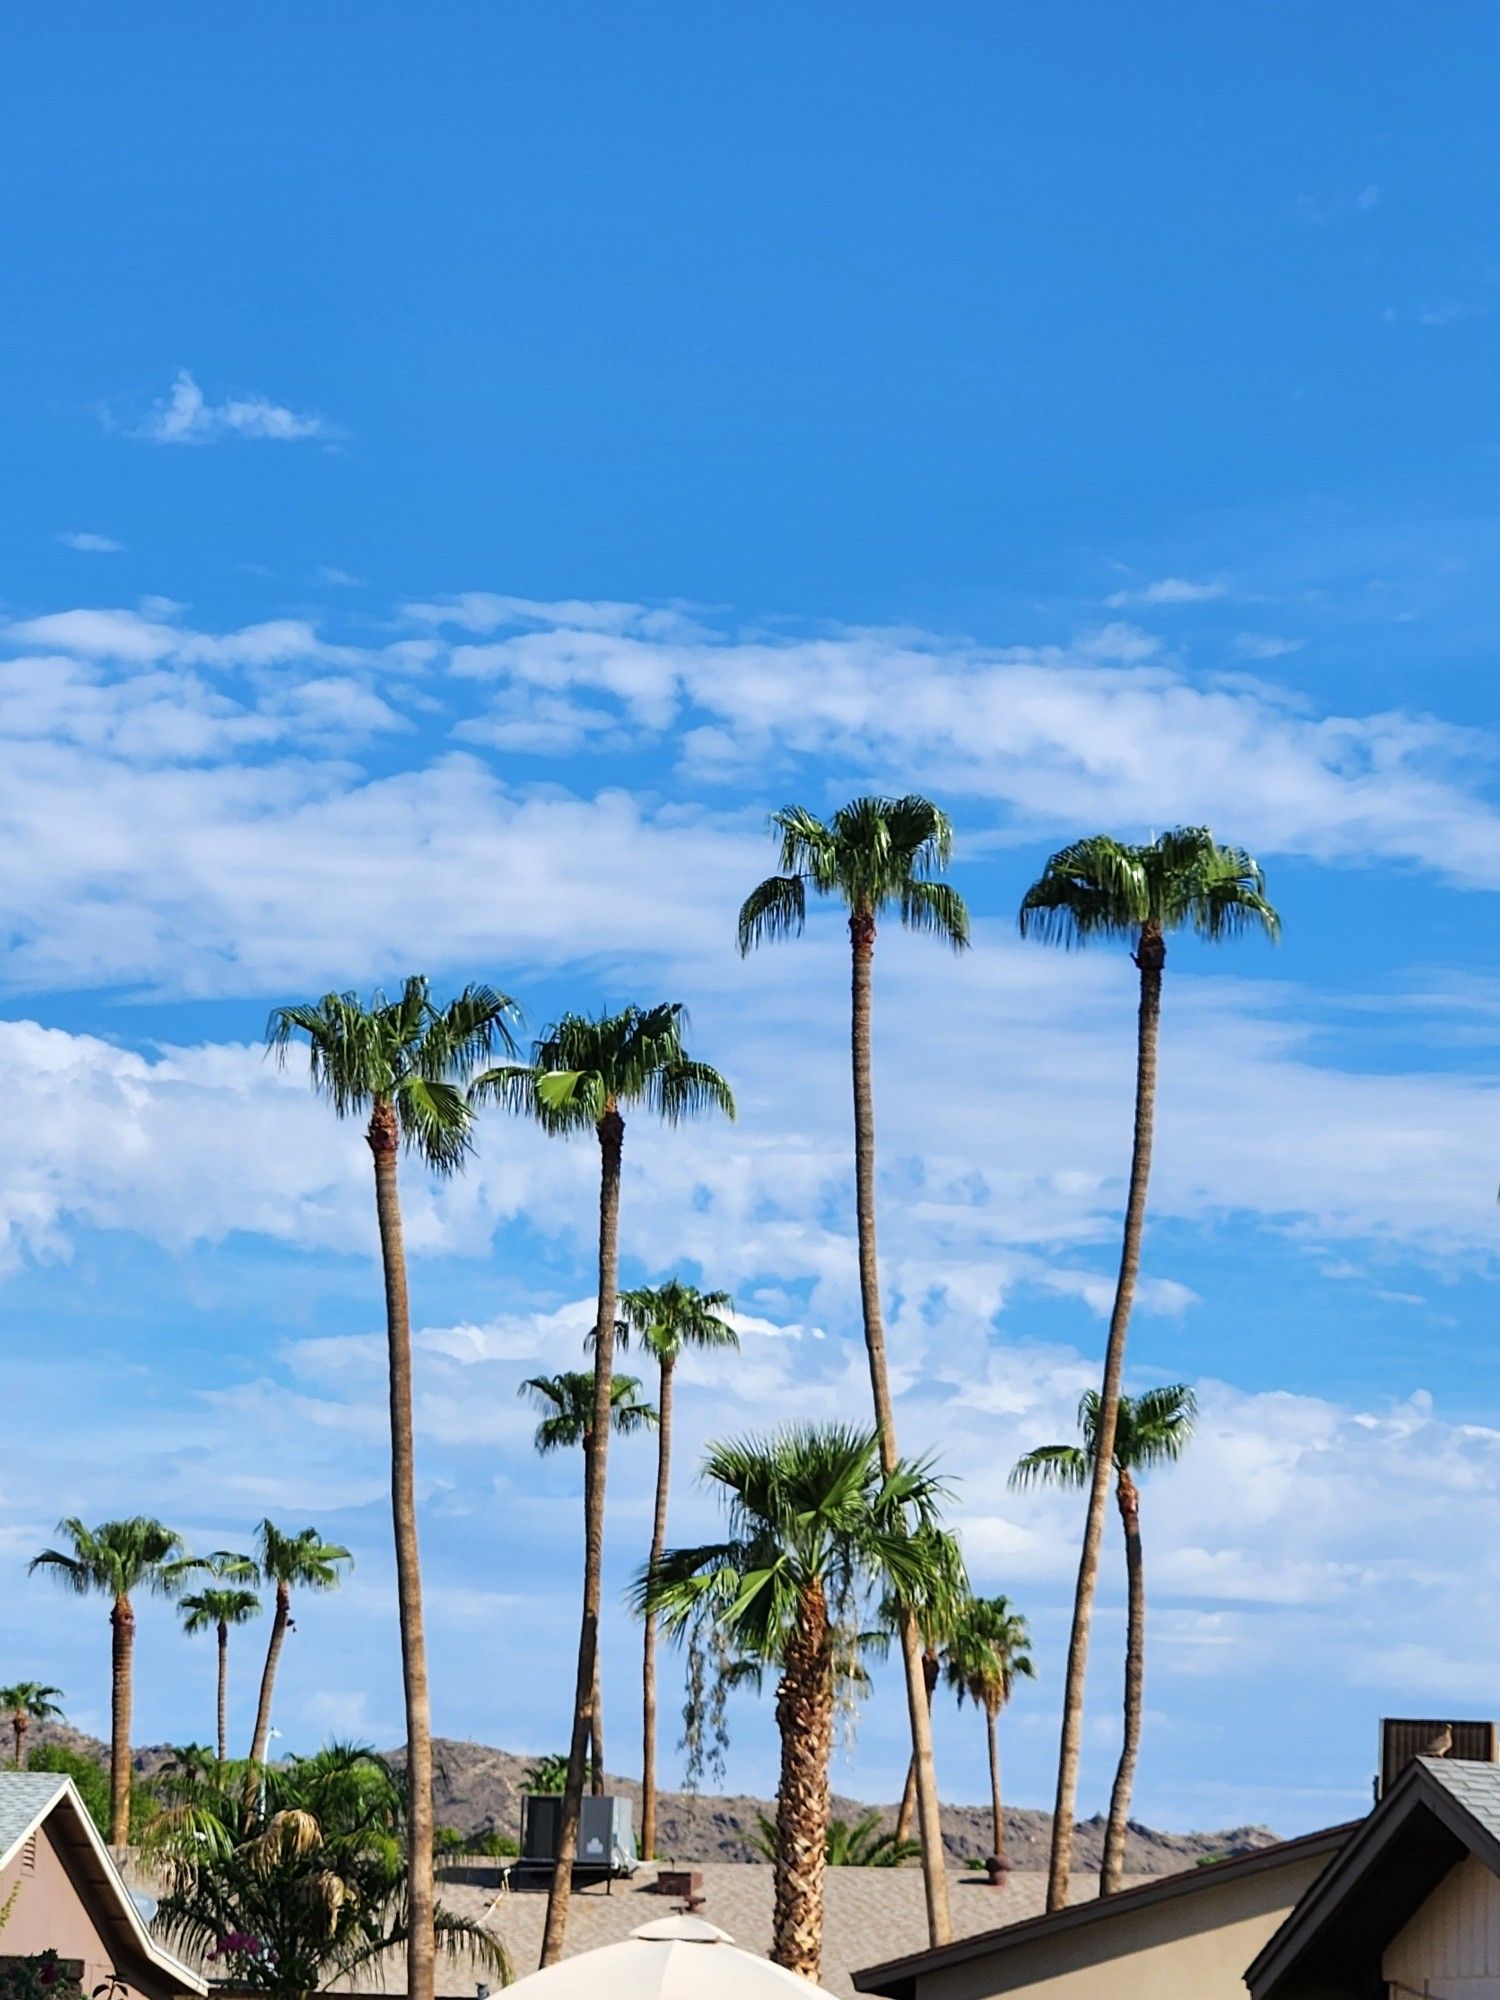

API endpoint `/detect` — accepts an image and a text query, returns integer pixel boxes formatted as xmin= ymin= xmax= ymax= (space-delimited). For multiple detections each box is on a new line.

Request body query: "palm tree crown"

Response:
xmin=520 ymin=1371 xmax=658 ymax=1452
xmin=179 ymin=1586 xmax=262 ymax=1635
xmin=616 ymin=1280 xmax=738 ymax=1368
xmin=0 ymin=1682 xmax=64 ymax=1724
xmin=642 ymin=1424 xmax=948 ymax=1665
xmin=472 ymin=1002 xmax=734 ymax=1132
xmin=1017 ymin=827 xmax=1279 ymax=951
xmin=267 ymin=977 xmax=522 ymax=1171
xmin=30 ymin=1516 xmax=195 ymax=1599
xmin=256 ymin=1521 xmax=354 ymax=1594
xmin=737 ymin=796 xmax=969 ymax=953
xmin=1010 ymin=1385 xmax=1199 ymax=1492
xmin=944 ymin=1595 xmax=1035 ymax=1715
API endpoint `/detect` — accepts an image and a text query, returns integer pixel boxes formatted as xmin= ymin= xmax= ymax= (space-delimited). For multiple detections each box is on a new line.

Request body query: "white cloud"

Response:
xmin=312 ymin=566 xmax=365 ymax=588
xmin=57 ymin=531 xmax=124 ymax=554
xmin=1104 ymin=576 xmax=1230 ymax=608
xmin=133 ymin=370 xmax=330 ymax=445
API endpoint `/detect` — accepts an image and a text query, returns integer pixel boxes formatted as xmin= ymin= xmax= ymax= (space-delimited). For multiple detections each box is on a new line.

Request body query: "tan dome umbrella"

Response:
xmin=503 ymin=1914 xmax=838 ymax=1996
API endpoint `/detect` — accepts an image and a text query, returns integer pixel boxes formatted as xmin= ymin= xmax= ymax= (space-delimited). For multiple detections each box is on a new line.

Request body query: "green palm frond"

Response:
xmin=472 ymin=1003 xmax=734 ymax=1136
xmin=1011 ymin=1384 xmax=1197 ymax=1483
xmin=520 ymin=1370 xmax=656 ymax=1453
xmin=180 ymin=1587 xmax=263 ymax=1635
xmin=616 ymin=1280 xmax=738 ymax=1364
xmin=943 ymin=1594 xmax=1035 ymax=1713
xmin=739 ymin=795 xmax=968 ymax=953
xmin=30 ymin=1517 xmax=193 ymax=1599
xmin=1008 ymin=1443 xmax=1091 ymax=1493
xmin=0 ymin=1683 xmax=64 ymax=1724
xmin=255 ymin=1522 xmax=353 ymax=1592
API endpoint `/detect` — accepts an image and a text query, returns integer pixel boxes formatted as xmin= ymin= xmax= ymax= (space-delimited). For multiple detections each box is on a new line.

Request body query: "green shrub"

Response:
xmin=23 ymin=1749 xmax=112 ymax=1841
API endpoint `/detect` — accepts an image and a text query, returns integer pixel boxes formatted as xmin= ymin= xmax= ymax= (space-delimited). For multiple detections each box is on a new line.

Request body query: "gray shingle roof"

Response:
xmin=1416 ymin=1755 xmax=1500 ymax=1838
xmin=0 ymin=1773 xmax=67 ymax=1869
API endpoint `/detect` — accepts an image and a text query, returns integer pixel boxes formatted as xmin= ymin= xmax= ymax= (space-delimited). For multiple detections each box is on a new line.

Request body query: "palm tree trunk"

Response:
xmin=590 ymin=1654 xmax=605 ymax=1796
xmin=850 ymin=912 xmax=951 ymax=1947
xmin=1045 ymin=923 xmax=1163 ymax=1912
xmin=248 ymin=1582 xmax=290 ymax=1766
xmin=640 ymin=1355 xmax=674 ymax=1862
xmin=109 ymin=1594 xmax=133 ymax=1846
xmin=1101 ymin=1470 xmax=1145 ymax=1894
xmin=216 ymin=1618 xmax=230 ymax=1768
xmin=894 ymin=1648 xmax=941 ymax=1844
xmin=541 ymin=1107 xmax=624 ymax=1968
xmin=987 ymin=1703 xmax=1005 ymax=1859
xmin=13 ymin=1714 xmax=27 ymax=1771
xmin=369 ymin=1097 xmax=436 ymax=2000
xmin=772 ymin=1581 xmax=834 ymax=1981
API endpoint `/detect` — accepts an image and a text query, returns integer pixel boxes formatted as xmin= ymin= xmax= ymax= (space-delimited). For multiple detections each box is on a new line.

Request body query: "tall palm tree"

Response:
xmin=246 ymin=1523 xmax=352 ymax=1768
xmin=738 ymin=794 xmax=968 ymax=1950
xmin=472 ymin=1003 xmax=733 ymax=1966
xmin=1012 ymin=1385 xmax=1196 ymax=1893
xmin=520 ymin=1368 xmax=658 ymax=1794
xmin=268 ymin=976 xmax=519 ymax=2000
xmin=642 ymin=1424 xmax=950 ymax=1984
xmin=941 ymin=1595 xmax=1034 ymax=1862
xmin=1018 ymin=828 xmax=1274 ymax=1909
xmin=0 ymin=1683 xmax=64 ymax=1770
xmin=29 ymin=1517 xmax=196 ymax=1841
xmin=178 ymin=1552 xmax=262 ymax=1766
xmin=616 ymin=1278 xmax=738 ymax=1861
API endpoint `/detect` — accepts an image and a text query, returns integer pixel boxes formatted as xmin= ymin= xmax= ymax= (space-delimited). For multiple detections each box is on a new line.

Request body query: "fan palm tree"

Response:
xmin=616 ymin=1278 xmax=737 ymax=1860
xmin=739 ymin=795 xmax=967 ymax=1949
xmin=642 ymin=1423 xmax=949 ymax=1983
xmin=1018 ymin=828 xmax=1275 ymax=1908
xmin=29 ymin=1517 xmax=197 ymax=1841
xmin=1012 ymin=1385 xmax=1196 ymax=1893
xmin=246 ymin=1523 xmax=352 ymax=1768
xmin=751 ymin=1809 xmax=922 ymax=1867
xmin=520 ymin=1368 xmax=658 ymax=1794
xmin=473 ymin=1002 xmax=733 ymax=1966
xmin=178 ymin=1553 xmax=262 ymax=1766
xmin=0 ymin=1683 xmax=64 ymax=1770
xmin=941 ymin=1595 xmax=1034 ymax=1861
xmin=268 ymin=976 xmax=519 ymax=2000
xmin=145 ymin=1741 xmax=509 ymax=1998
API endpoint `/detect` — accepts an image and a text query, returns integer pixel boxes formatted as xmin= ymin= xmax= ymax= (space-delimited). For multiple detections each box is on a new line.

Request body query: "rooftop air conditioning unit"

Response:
xmin=520 ymin=1793 xmax=637 ymax=1874
xmin=1379 ymin=1717 xmax=1497 ymax=1798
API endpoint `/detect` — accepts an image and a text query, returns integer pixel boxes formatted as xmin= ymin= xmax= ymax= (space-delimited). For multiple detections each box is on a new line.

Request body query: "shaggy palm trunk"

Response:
xmin=987 ymin=1703 xmax=1005 ymax=1859
xmin=248 ymin=1581 xmax=291 ymax=1766
xmin=772 ymin=1582 xmax=834 ymax=1981
xmin=1045 ymin=923 xmax=1163 ymax=1912
xmin=850 ymin=912 xmax=951 ymax=1947
xmin=109 ymin=1594 xmax=134 ymax=1846
xmin=1101 ymin=1470 xmax=1145 ymax=1894
xmin=216 ymin=1618 xmax=230 ymax=1767
xmin=541 ymin=1107 xmax=624 ymax=1968
xmin=12 ymin=1713 xmax=27 ymax=1770
xmin=894 ymin=1647 xmax=941 ymax=1845
xmin=369 ymin=1097 xmax=436 ymax=2000
xmin=640 ymin=1355 xmax=674 ymax=1862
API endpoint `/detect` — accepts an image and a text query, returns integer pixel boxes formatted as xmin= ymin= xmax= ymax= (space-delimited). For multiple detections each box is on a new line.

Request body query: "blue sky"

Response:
xmin=1 ymin=5 xmax=1497 ymax=1841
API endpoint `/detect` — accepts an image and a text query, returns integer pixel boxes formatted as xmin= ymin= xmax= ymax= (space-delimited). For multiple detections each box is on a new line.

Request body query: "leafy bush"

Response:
xmin=22 ymin=1748 xmax=113 ymax=1841
xmin=522 ymin=1753 xmax=569 ymax=1795
xmin=0 ymin=1952 xmax=84 ymax=2000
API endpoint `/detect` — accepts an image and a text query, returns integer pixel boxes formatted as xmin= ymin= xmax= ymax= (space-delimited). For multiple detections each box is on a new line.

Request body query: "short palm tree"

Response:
xmin=616 ymin=1278 xmax=738 ymax=1860
xmin=739 ymin=795 xmax=967 ymax=1949
xmin=146 ymin=1741 xmax=509 ymax=1998
xmin=268 ymin=975 xmax=519 ymax=2000
xmin=1012 ymin=1385 xmax=1196 ymax=1893
xmin=178 ymin=1552 xmax=262 ymax=1766
xmin=0 ymin=1683 xmax=64 ymax=1770
xmin=642 ymin=1423 xmax=949 ymax=1983
xmin=520 ymin=1368 xmax=657 ymax=1794
xmin=246 ymin=1523 xmax=352 ymax=1768
xmin=473 ymin=1003 xmax=732 ymax=1966
xmin=878 ymin=1530 xmax=969 ymax=1848
xmin=29 ymin=1517 xmax=197 ymax=1841
xmin=751 ymin=1809 xmax=921 ymax=1868
xmin=942 ymin=1595 xmax=1034 ymax=1861
xmin=1018 ymin=828 xmax=1275 ymax=1908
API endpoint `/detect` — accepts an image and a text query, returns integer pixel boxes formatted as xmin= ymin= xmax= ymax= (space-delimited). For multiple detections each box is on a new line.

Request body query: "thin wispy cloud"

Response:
xmin=131 ymin=369 xmax=331 ymax=445
xmin=1105 ymin=576 xmax=1229 ymax=608
xmin=57 ymin=530 xmax=124 ymax=554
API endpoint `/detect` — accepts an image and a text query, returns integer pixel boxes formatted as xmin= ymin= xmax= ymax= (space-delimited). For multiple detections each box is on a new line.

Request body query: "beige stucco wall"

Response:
xmin=0 ymin=1820 xmax=124 ymax=1994
xmin=913 ymin=1851 xmax=1332 ymax=2000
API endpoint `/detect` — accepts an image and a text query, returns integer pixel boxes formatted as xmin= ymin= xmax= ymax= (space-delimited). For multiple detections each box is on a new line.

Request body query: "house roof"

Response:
xmin=1246 ymin=1757 xmax=1500 ymax=1998
xmin=852 ymin=1823 xmax=1357 ymax=2000
xmin=0 ymin=1773 xmax=207 ymax=1997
